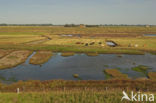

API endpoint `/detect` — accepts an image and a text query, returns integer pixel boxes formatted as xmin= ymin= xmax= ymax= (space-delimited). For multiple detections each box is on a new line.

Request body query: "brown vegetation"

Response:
xmin=86 ymin=52 xmax=98 ymax=56
xmin=0 ymin=79 xmax=156 ymax=92
xmin=0 ymin=49 xmax=12 ymax=58
xmin=148 ymin=72 xmax=156 ymax=80
xmin=29 ymin=51 xmax=52 ymax=65
xmin=104 ymin=69 xmax=129 ymax=79
xmin=61 ymin=52 xmax=75 ymax=57
xmin=0 ymin=50 xmax=32 ymax=69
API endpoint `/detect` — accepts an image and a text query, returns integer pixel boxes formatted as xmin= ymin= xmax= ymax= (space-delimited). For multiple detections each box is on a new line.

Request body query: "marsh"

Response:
xmin=0 ymin=52 xmax=156 ymax=83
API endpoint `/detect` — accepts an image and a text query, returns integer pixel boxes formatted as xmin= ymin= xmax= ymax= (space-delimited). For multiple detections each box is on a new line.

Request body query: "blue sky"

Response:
xmin=0 ymin=0 xmax=156 ymax=24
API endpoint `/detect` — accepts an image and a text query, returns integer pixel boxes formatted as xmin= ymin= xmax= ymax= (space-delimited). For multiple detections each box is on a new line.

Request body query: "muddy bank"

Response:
xmin=0 ymin=50 xmax=32 ymax=69
xmin=61 ymin=52 xmax=75 ymax=57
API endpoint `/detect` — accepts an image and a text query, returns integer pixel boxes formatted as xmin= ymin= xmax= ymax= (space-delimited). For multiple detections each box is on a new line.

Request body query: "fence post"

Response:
xmin=17 ymin=88 xmax=20 ymax=94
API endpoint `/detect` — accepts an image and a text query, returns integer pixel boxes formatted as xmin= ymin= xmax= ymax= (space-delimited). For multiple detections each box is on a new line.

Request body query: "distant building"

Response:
xmin=80 ymin=24 xmax=86 ymax=28
xmin=146 ymin=25 xmax=150 ymax=28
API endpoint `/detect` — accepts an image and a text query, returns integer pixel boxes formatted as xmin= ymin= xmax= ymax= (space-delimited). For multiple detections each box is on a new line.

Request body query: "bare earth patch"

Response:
xmin=29 ymin=51 xmax=52 ymax=65
xmin=0 ymin=50 xmax=32 ymax=69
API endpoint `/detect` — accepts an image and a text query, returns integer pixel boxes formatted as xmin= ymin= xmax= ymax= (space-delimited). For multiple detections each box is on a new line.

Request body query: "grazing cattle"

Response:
xmin=128 ymin=44 xmax=132 ymax=47
xmin=89 ymin=42 xmax=95 ymax=45
xmin=134 ymin=44 xmax=138 ymax=47
xmin=101 ymin=44 xmax=105 ymax=47
xmin=85 ymin=43 xmax=88 ymax=46
xmin=76 ymin=42 xmax=81 ymax=44
xmin=143 ymin=44 xmax=147 ymax=47
xmin=99 ymin=42 xmax=102 ymax=44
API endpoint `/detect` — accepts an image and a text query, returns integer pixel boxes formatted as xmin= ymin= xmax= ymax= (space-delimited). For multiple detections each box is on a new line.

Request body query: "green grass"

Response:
xmin=132 ymin=65 xmax=151 ymax=75
xmin=0 ymin=44 xmax=145 ymax=54
xmin=0 ymin=90 xmax=155 ymax=103
xmin=0 ymin=90 xmax=145 ymax=103
xmin=0 ymin=26 xmax=156 ymax=54
xmin=0 ymin=79 xmax=155 ymax=103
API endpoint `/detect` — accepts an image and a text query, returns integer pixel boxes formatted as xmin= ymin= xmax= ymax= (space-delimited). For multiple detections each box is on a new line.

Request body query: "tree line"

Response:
xmin=0 ymin=23 xmax=155 ymax=27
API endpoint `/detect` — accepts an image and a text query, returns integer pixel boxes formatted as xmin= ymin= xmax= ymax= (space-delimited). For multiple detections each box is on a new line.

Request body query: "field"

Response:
xmin=0 ymin=26 xmax=156 ymax=102
xmin=0 ymin=26 xmax=156 ymax=54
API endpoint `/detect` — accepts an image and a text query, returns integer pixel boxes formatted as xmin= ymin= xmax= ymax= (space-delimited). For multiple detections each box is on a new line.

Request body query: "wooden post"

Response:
xmin=17 ymin=88 xmax=20 ymax=94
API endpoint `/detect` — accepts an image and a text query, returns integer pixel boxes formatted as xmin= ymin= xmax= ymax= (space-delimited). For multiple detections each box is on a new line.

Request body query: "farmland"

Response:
xmin=0 ymin=26 xmax=156 ymax=54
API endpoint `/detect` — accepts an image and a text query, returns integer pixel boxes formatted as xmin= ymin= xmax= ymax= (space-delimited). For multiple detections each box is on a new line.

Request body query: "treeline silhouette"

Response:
xmin=0 ymin=23 xmax=155 ymax=27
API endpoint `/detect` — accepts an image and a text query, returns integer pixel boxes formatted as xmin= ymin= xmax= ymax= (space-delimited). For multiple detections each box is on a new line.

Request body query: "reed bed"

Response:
xmin=104 ymin=69 xmax=129 ymax=79
xmin=148 ymin=72 xmax=156 ymax=80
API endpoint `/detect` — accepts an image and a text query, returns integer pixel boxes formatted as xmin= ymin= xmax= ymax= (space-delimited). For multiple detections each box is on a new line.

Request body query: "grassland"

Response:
xmin=0 ymin=79 xmax=156 ymax=103
xmin=0 ymin=90 xmax=155 ymax=103
xmin=0 ymin=26 xmax=156 ymax=54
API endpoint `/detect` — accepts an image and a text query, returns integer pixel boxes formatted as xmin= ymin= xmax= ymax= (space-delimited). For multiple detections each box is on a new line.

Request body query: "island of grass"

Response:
xmin=29 ymin=51 xmax=52 ymax=65
xmin=104 ymin=69 xmax=129 ymax=79
xmin=0 ymin=50 xmax=32 ymax=69
xmin=132 ymin=65 xmax=150 ymax=74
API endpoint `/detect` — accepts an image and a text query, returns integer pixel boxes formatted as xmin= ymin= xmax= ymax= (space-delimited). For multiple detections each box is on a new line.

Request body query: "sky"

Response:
xmin=0 ymin=0 xmax=156 ymax=25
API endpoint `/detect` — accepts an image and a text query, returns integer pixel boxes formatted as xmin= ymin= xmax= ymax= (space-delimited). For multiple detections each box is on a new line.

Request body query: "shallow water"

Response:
xmin=61 ymin=34 xmax=81 ymax=37
xmin=106 ymin=41 xmax=116 ymax=46
xmin=144 ymin=34 xmax=156 ymax=37
xmin=0 ymin=53 xmax=156 ymax=83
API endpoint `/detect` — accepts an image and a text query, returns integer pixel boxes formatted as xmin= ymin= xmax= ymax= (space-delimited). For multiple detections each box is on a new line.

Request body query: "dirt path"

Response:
xmin=24 ymin=35 xmax=52 ymax=45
